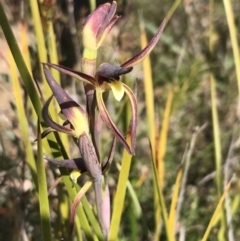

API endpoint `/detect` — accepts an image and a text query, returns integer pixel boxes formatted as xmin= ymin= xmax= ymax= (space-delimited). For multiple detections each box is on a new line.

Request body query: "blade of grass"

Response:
xmin=209 ymin=0 xmax=226 ymax=238
xmin=109 ymin=135 xmax=133 ymax=241
xmin=139 ymin=17 xmax=161 ymax=240
xmin=46 ymin=21 xmax=70 ymax=157
xmin=157 ymin=88 xmax=174 ymax=187
xmin=37 ymin=120 xmax=52 ymax=241
xmin=149 ymin=141 xmax=172 ymax=241
xmin=222 ymin=0 xmax=240 ymax=98
xmin=140 ymin=18 xmax=156 ymax=161
xmin=115 ymin=162 xmax=142 ymax=219
xmin=201 ymin=176 xmax=234 ymax=241
xmin=28 ymin=1 xmax=50 ymax=92
xmin=9 ymin=50 xmax=38 ymax=191
xmin=168 ymin=165 xmax=183 ymax=239
xmin=0 ymin=2 xmax=42 ymax=116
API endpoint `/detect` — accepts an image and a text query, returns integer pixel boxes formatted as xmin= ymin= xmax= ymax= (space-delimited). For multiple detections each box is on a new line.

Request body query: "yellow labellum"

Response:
xmin=71 ymin=108 xmax=89 ymax=136
xmin=110 ymin=81 xmax=124 ymax=101
xmin=70 ymin=170 xmax=81 ymax=184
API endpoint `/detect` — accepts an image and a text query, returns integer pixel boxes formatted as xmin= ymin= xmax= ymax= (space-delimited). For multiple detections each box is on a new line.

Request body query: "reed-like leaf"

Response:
xmin=157 ymin=88 xmax=174 ymax=187
xmin=222 ymin=0 xmax=240 ymax=97
xmin=168 ymin=165 xmax=183 ymax=240
xmin=37 ymin=121 xmax=52 ymax=241
xmin=109 ymin=135 xmax=133 ymax=240
xmin=201 ymin=176 xmax=234 ymax=241
xmin=9 ymin=50 xmax=38 ymax=190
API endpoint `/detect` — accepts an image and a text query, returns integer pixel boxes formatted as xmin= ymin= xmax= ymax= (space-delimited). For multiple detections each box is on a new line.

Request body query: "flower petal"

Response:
xmin=110 ymin=81 xmax=124 ymax=101
xmin=44 ymin=63 xmax=96 ymax=86
xmin=97 ymin=15 xmax=120 ymax=48
xmin=70 ymin=170 xmax=81 ymax=184
xmin=96 ymin=89 xmax=133 ymax=154
xmin=121 ymin=18 xmax=166 ymax=68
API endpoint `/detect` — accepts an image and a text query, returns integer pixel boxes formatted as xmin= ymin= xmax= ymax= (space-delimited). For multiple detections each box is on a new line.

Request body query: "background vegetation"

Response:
xmin=0 ymin=0 xmax=239 ymax=240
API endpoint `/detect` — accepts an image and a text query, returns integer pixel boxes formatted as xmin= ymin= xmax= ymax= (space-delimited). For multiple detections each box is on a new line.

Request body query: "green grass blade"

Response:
xmin=0 ymin=2 xmax=42 ymax=117
xmin=150 ymin=143 xmax=172 ymax=241
xmin=109 ymin=136 xmax=133 ymax=241
xmin=9 ymin=50 xmax=38 ymax=191
xmin=222 ymin=0 xmax=240 ymax=97
xmin=37 ymin=121 xmax=52 ymax=241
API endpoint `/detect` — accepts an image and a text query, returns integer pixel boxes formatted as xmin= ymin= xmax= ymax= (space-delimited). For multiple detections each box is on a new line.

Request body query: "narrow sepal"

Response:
xmin=45 ymin=157 xmax=87 ymax=172
xmin=42 ymin=95 xmax=75 ymax=135
xmin=44 ymin=63 xmax=96 ymax=86
xmin=40 ymin=127 xmax=56 ymax=139
xmin=123 ymin=83 xmax=138 ymax=154
xmin=96 ymin=90 xmax=133 ymax=154
xmin=102 ymin=137 xmax=116 ymax=173
xmin=121 ymin=19 xmax=166 ymax=68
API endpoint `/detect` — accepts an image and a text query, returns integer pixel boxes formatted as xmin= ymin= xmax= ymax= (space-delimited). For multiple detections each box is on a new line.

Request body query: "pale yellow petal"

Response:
xmin=70 ymin=170 xmax=81 ymax=184
xmin=110 ymin=81 xmax=124 ymax=101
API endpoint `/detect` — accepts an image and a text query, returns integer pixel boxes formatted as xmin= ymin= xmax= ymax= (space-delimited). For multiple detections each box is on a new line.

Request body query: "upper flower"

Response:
xmin=82 ymin=1 xmax=120 ymax=50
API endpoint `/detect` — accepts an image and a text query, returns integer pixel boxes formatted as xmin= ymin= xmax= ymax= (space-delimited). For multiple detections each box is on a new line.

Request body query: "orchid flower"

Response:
xmin=44 ymin=17 xmax=165 ymax=155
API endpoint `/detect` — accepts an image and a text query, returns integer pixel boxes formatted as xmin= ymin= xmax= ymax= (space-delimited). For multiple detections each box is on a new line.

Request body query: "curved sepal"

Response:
xmin=121 ymin=18 xmax=166 ymax=68
xmin=96 ymin=90 xmax=133 ymax=154
xmin=123 ymin=83 xmax=138 ymax=154
xmin=102 ymin=137 xmax=116 ymax=174
xmin=42 ymin=95 xmax=75 ymax=135
xmin=40 ymin=127 xmax=56 ymax=139
xmin=45 ymin=157 xmax=87 ymax=172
